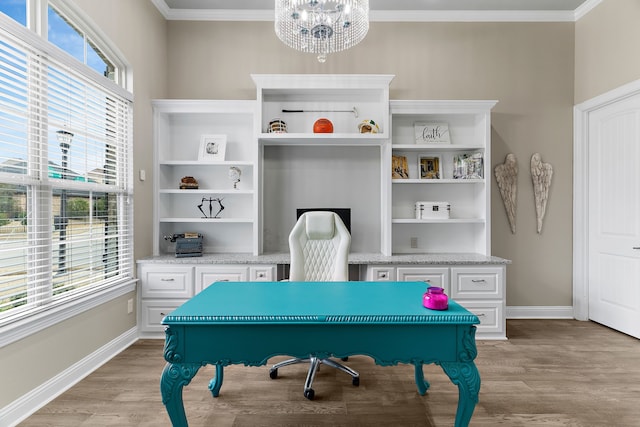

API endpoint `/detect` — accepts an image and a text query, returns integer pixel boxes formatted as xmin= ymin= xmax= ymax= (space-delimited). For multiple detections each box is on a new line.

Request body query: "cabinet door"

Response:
xmin=250 ymin=265 xmax=276 ymax=281
xmin=195 ymin=266 xmax=248 ymax=293
xmin=366 ymin=266 xmax=396 ymax=281
xmin=457 ymin=300 xmax=504 ymax=338
xmin=140 ymin=300 xmax=184 ymax=333
xmin=139 ymin=265 xmax=194 ymax=299
xmin=450 ymin=266 xmax=503 ymax=300
xmin=397 ymin=267 xmax=450 ymax=292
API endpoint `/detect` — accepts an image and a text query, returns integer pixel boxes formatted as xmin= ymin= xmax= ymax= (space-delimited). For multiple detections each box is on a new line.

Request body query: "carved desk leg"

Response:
xmin=439 ymin=361 xmax=480 ymax=427
xmin=208 ymin=363 xmax=225 ymax=398
xmin=412 ymin=362 xmax=431 ymax=395
xmin=161 ymin=362 xmax=201 ymax=427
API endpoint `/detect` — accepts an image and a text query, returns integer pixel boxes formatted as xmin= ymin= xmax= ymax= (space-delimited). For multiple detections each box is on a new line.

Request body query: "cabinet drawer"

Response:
xmin=140 ymin=300 xmax=184 ymax=332
xmin=195 ymin=266 xmax=248 ymax=292
xmin=397 ymin=267 xmax=449 ymax=293
xmin=366 ymin=266 xmax=396 ymax=281
xmin=450 ymin=267 xmax=503 ymax=299
xmin=139 ymin=266 xmax=193 ymax=298
xmin=250 ymin=265 xmax=275 ymax=281
xmin=457 ymin=301 xmax=504 ymax=337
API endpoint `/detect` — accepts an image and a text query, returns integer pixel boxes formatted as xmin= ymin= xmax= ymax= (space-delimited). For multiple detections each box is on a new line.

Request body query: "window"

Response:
xmin=0 ymin=4 xmax=133 ymax=334
xmin=48 ymin=4 xmax=116 ymax=80
xmin=0 ymin=0 xmax=27 ymax=26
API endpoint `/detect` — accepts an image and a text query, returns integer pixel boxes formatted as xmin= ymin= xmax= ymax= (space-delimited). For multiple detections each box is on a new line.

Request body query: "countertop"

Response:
xmin=137 ymin=252 xmax=511 ymax=265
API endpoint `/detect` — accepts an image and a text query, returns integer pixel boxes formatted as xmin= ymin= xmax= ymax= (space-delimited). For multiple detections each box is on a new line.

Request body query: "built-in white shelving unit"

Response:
xmin=142 ymin=78 xmax=506 ymax=339
xmin=252 ymin=74 xmax=394 ymax=255
xmin=389 ymin=100 xmax=497 ymax=255
xmin=152 ymin=100 xmax=258 ymax=255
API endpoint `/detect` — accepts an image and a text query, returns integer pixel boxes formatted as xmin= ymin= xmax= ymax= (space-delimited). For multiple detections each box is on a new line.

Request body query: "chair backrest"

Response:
xmin=288 ymin=211 xmax=351 ymax=281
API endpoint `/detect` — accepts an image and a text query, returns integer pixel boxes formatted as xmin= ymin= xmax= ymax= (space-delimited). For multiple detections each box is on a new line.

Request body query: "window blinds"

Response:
xmin=0 ymin=17 xmax=133 ymax=321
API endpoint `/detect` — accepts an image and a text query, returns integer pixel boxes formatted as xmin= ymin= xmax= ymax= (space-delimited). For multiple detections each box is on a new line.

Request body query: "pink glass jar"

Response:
xmin=423 ymin=286 xmax=449 ymax=310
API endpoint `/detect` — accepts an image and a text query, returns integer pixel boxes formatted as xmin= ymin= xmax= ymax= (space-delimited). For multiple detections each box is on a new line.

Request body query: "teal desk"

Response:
xmin=161 ymin=281 xmax=480 ymax=427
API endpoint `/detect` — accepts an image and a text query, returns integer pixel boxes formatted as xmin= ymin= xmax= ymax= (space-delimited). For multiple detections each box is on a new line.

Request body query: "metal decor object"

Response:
xmin=282 ymin=106 xmax=358 ymax=118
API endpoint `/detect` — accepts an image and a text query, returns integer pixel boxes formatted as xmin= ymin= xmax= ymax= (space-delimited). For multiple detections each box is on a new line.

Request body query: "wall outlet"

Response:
xmin=127 ymin=298 xmax=134 ymax=314
xmin=410 ymin=237 xmax=418 ymax=248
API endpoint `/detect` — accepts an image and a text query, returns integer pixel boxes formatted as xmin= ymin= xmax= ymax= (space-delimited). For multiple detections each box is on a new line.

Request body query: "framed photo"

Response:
xmin=419 ymin=156 xmax=441 ymax=180
xmin=198 ymin=134 xmax=227 ymax=161
xmin=414 ymin=122 xmax=450 ymax=144
xmin=453 ymin=152 xmax=484 ymax=179
xmin=392 ymin=155 xmax=409 ymax=179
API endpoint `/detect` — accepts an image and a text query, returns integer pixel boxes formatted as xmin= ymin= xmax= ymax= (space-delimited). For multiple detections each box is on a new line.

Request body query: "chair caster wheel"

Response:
xmin=352 ymin=377 xmax=360 ymax=386
xmin=304 ymin=388 xmax=315 ymax=400
xmin=269 ymin=369 xmax=278 ymax=379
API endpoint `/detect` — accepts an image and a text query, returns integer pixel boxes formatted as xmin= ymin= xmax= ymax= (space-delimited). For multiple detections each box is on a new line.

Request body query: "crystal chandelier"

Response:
xmin=275 ymin=0 xmax=369 ymax=63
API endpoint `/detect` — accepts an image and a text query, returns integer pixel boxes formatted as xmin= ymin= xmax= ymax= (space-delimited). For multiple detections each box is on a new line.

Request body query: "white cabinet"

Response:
xmin=451 ymin=266 xmax=505 ymax=339
xmin=364 ymin=263 xmax=506 ymax=339
xmin=138 ymin=262 xmax=276 ymax=336
xmin=152 ymin=100 xmax=258 ymax=256
xmin=389 ymin=100 xmax=497 ymax=255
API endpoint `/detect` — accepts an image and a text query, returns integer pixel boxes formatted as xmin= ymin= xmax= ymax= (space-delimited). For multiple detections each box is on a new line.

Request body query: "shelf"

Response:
xmin=392 ymin=218 xmax=485 ymax=224
xmin=159 ymin=189 xmax=253 ymax=195
xmin=392 ymin=179 xmax=485 ymax=184
xmin=160 ymin=218 xmax=254 ymax=223
xmin=159 ymin=160 xmax=253 ymax=166
xmin=259 ymin=133 xmax=387 ymax=146
xmin=392 ymin=144 xmax=484 ymax=152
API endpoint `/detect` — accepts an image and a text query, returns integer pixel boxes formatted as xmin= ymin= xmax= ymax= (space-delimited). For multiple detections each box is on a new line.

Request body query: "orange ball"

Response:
xmin=313 ymin=118 xmax=333 ymax=133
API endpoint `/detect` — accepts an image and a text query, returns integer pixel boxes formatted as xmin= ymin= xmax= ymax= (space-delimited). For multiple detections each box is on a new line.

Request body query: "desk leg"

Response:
xmin=412 ymin=362 xmax=431 ymax=395
xmin=208 ymin=364 xmax=224 ymax=397
xmin=439 ymin=362 xmax=480 ymax=427
xmin=160 ymin=362 xmax=201 ymax=427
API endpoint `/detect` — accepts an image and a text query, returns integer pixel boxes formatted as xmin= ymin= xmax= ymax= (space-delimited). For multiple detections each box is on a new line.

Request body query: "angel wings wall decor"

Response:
xmin=531 ymin=153 xmax=553 ymax=234
xmin=494 ymin=153 xmax=518 ymax=234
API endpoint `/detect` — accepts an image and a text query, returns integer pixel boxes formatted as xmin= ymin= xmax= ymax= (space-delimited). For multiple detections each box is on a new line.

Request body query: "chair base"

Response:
xmin=269 ymin=356 xmax=360 ymax=400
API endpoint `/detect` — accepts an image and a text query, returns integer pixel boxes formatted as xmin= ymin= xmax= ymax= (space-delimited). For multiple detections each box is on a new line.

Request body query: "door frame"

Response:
xmin=573 ymin=78 xmax=640 ymax=320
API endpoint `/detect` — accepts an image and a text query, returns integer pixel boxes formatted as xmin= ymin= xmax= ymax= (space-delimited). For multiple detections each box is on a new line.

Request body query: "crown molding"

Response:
xmin=150 ymin=0 xmax=603 ymax=23
xmin=574 ymin=0 xmax=602 ymax=21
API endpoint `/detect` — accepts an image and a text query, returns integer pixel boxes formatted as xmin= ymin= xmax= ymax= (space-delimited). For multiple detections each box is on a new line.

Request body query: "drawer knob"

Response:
xmin=257 ymin=272 xmax=265 ymax=278
xmin=379 ymin=272 xmax=387 ymax=278
xmin=471 ymin=279 xmax=486 ymax=283
xmin=161 ymin=278 xmax=175 ymax=282
xmin=474 ymin=313 xmax=486 ymax=317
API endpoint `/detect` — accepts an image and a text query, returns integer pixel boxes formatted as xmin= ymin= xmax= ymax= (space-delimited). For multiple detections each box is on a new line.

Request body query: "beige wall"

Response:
xmin=168 ymin=20 xmax=575 ymax=307
xmin=0 ymin=0 xmax=168 ymax=408
xmin=575 ymin=0 xmax=640 ymax=103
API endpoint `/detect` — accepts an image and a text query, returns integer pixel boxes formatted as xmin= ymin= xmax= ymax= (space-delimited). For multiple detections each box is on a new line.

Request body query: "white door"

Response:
xmin=588 ymin=94 xmax=640 ymax=338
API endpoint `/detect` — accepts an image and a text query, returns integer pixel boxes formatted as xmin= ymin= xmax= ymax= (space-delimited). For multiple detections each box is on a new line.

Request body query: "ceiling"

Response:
xmin=152 ymin=0 xmax=599 ymax=22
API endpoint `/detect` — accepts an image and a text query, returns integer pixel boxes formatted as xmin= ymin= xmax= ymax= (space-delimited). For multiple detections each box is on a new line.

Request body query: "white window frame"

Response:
xmin=0 ymin=1 xmax=135 ymax=347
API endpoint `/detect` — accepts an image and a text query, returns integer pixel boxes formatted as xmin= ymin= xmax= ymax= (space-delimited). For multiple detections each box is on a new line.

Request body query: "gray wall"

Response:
xmin=167 ymin=20 xmax=575 ymax=307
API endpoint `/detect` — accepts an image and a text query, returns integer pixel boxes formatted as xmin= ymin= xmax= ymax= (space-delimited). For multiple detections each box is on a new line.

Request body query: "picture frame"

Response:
xmin=414 ymin=122 xmax=450 ymax=144
xmin=392 ymin=155 xmax=409 ymax=179
xmin=419 ymin=156 xmax=441 ymax=180
xmin=198 ymin=134 xmax=227 ymax=161
xmin=453 ymin=152 xmax=484 ymax=179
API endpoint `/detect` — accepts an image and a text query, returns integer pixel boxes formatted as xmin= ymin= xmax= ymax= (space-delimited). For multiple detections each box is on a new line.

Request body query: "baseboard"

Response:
xmin=0 ymin=326 xmax=139 ymax=427
xmin=506 ymin=306 xmax=574 ymax=319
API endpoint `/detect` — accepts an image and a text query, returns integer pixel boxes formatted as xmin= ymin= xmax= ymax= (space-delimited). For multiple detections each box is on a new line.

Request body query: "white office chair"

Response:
xmin=269 ymin=211 xmax=359 ymax=400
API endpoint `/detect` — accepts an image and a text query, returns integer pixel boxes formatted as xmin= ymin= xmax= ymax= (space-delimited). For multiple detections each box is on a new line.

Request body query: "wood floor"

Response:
xmin=20 ymin=320 xmax=640 ymax=426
